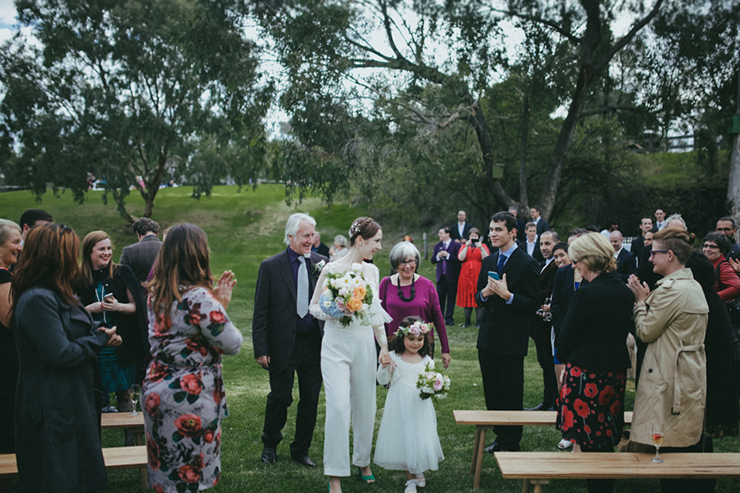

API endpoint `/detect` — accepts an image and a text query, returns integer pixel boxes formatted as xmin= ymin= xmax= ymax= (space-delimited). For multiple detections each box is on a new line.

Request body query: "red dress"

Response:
xmin=456 ymin=244 xmax=489 ymax=308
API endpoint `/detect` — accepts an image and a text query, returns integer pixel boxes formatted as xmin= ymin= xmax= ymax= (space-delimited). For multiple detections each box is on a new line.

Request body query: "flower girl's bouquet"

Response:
xmin=318 ymin=263 xmax=374 ymax=327
xmin=417 ymin=361 xmax=451 ymax=400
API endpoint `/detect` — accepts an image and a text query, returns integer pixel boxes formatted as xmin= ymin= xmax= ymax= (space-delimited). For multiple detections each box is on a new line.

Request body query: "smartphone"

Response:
xmin=104 ymin=293 xmax=115 ymax=302
xmin=488 ymin=271 xmax=499 ymax=281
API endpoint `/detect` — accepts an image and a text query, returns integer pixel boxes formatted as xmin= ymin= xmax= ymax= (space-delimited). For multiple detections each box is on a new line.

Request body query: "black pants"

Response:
xmin=262 ymin=329 xmax=322 ymax=456
xmin=531 ymin=319 xmax=557 ymax=408
xmin=437 ymin=276 xmax=457 ymax=324
xmin=581 ymin=444 xmax=614 ymax=493
xmin=660 ymin=437 xmax=715 ymax=493
xmin=478 ymin=350 xmax=524 ymax=447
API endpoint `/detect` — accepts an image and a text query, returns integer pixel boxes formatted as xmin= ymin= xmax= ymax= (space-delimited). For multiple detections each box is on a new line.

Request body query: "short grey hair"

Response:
xmin=664 ymin=213 xmax=687 ymax=230
xmin=334 ymin=235 xmax=348 ymax=247
xmin=389 ymin=241 xmax=421 ymax=271
xmin=284 ymin=213 xmax=316 ymax=246
xmin=0 ymin=219 xmax=21 ymax=246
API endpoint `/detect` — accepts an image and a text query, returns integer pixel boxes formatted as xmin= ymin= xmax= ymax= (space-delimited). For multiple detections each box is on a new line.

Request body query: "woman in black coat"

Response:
xmin=555 ymin=233 xmax=635 ymax=493
xmin=11 ymin=224 xmax=121 ymax=492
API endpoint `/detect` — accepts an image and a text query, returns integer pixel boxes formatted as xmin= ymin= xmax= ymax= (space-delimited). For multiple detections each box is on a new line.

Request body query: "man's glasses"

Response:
xmin=649 ymin=249 xmax=669 ymax=258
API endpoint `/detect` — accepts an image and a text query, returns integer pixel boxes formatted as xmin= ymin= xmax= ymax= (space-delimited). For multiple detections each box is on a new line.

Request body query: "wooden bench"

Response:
xmin=0 ymin=446 xmax=148 ymax=487
xmin=101 ymin=412 xmax=145 ymax=432
xmin=494 ymin=451 xmax=740 ymax=493
xmin=453 ymin=410 xmax=634 ymax=489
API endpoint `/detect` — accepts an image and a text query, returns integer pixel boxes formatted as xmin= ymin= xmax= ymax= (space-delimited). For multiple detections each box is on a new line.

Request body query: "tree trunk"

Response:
xmin=518 ymin=93 xmax=530 ymax=210
xmin=727 ymin=70 xmax=740 ymax=230
xmin=111 ymin=188 xmax=135 ymax=223
xmin=468 ymin=99 xmax=515 ymax=209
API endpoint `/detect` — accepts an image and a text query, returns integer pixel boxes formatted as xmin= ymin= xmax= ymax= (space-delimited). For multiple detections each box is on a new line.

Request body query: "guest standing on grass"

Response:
xmin=76 ymin=231 xmax=148 ymax=416
xmin=309 ymin=217 xmax=391 ymax=493
xmin=12 ymin=224 xmax=122 ymax=493
xmin=142 ymin=223 xmax=243 ymax=493
xmin=456 ymin=228 xmax=489 ymax=329
xmin=627 ymin=228 xmax=709 ymax=493
xmin=252 ymin=213 xmax=327 ymax=467
xmin=0 ymin=220 xmax=22 ymax=462
xmin=477 ymin=211 xmax=540 ymax=453
xmin=379 ymin=241 xmax=450 ymax=367
xmin=555 ymin=233 xmax=634 ymax=493
xmin=120 ymin=217 xmax=162 ymax=285
xmin=431 ymin=227 xmax=460 ymax=326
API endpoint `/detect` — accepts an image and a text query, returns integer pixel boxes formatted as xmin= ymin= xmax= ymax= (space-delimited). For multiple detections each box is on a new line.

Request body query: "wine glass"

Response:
xmin=130 ymin=384 xmax=141 ymax=416
xmin=651 ymin=425 xmax=664 ymax=463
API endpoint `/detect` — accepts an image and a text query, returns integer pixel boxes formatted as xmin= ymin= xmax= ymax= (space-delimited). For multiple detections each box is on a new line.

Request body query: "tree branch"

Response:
xmin=489 ymin=7 xmax=581 ymax=44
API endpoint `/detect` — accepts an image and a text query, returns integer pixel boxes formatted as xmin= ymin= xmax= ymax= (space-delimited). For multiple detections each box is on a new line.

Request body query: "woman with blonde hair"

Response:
xmin=556 ymin=232 xmax=634 ymax=493
xmin=142 ymin=223 xmax=242 ymax=493
xmin=76 ymin=230 xmax=147 ymax=414
xmin=12 ymin=224 xmax=121 ymax=492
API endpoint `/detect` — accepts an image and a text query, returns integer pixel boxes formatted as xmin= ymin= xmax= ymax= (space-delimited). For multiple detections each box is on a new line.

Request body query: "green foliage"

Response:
xmin=0 ymin=0 xmax=272 ymax=220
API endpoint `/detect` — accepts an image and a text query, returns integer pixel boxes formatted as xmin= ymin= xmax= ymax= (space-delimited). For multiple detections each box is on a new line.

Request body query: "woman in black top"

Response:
xmin=556 ymin=233 xmax=634 ymax=493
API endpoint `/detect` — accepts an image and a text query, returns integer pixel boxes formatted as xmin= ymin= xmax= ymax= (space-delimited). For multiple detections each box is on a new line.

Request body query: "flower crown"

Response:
xmin=395 ymin=320 xmax=431 ymax=337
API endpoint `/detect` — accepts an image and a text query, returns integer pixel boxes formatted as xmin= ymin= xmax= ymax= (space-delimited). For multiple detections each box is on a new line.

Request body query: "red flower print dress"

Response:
xmin=142 ymin=287 xmax=243 ymax=493
xmin=557 ymin=363 xmax=626 ymax=451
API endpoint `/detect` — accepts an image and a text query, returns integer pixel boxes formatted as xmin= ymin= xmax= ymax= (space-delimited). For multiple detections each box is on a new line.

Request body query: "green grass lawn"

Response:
xmin=1 ymin=185 xmax=738 ymax=492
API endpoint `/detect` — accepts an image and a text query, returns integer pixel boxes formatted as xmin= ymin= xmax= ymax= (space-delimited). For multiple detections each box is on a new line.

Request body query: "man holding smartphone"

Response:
xmin=475 ymin=211 xmax=540 ymax=453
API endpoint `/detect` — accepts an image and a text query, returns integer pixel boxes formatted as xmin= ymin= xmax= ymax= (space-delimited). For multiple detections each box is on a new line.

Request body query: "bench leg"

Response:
xmin=473 ymin=428 xmax=487 ymax=489
xmin=522 ymin=478 xmax=530 ymax=493
xmin=135 ymin=433 xmax=147 ymax=488
xmin=471 ymin=426 xmax=482 ymax=474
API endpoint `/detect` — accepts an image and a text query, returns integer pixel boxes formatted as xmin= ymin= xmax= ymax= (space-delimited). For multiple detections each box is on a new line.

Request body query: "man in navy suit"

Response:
xmin=529 ymin=206 xmax=550 ymax=236
xmin=432 ymin=227 xmax=461 ymax=325
xmin=253 ymin=213 xmax=327 ymax=467
xmin=450 ymin=210 xmax=473 ymax=242
xmin=610 ymin=230 xmax=637 ymax=282
xmin=476 ymin=212 xmax=540 ymax=452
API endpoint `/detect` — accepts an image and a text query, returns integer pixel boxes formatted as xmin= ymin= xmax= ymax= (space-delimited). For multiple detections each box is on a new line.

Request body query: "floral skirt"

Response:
xmin=557 ymin=363 xmax=626 ymax=451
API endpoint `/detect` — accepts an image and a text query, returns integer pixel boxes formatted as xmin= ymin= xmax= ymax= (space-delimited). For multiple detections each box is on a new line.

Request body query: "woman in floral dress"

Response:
xmin=142 ymin=224 xmax=243 ymax=493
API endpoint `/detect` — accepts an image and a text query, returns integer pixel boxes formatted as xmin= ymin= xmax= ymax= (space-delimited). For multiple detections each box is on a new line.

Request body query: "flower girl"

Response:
xmin=374 ymin=317 xmax=444 ymax=493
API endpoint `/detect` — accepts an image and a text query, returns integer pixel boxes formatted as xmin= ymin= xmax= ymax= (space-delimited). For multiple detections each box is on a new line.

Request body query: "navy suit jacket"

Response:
xmin=551 ymin=265 xmax=579 ymax=340
xmin=450 ymin=222 xmax=473 ymax=242
xmin=534 ymin=218 xmax=550 ymax=235
xmin=431 ymin=241 xmax=461 ymax=284
xmin=475 ymin=247 xmax=540 ymax=357
xmin=615 ymin=248 xmax=637 ymax=282
xmin=252 ymin=249 xmax=327 ymax=373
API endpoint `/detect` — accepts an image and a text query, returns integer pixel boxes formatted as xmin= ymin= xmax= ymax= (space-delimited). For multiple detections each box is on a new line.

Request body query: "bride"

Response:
xmin=309 ymin=217 xmax=391 ymax=493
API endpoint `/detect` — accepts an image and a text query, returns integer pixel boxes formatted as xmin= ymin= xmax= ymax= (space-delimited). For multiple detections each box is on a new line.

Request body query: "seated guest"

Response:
xmin=556 ymin=233 xmax=634 ymax=493
xmin=12 ymin=224 xmax=121 ymax=492
xmin=627 ymin=228 xmax=709 ymax=493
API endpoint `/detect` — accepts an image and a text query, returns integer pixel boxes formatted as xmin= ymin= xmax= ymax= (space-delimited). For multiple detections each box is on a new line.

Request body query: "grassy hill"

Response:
xmin=1 ymin=185 xmax=737 ymax=492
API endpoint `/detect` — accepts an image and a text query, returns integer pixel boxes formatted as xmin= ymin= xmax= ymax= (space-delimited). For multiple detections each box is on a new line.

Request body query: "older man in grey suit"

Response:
xmin=120 ymin=218 xmax=162 ymax=284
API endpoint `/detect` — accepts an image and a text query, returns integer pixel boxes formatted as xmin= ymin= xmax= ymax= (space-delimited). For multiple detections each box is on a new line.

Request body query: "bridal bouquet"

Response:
xmin=417 ymin=362 xmax=451 ymax=400
xmin=318 ymin=263 xmax=374 ymax=327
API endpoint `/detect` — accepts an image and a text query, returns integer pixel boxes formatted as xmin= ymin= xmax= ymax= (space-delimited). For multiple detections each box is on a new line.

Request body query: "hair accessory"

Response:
xmin=395 ymin=320 xmax=431 ymax=337
xmin=348 ymin=220 xmax=363 ymax=239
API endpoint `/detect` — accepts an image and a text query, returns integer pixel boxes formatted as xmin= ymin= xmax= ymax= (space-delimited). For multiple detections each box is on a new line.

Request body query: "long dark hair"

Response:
xmin=146 ymin=223 xmax=213 ymax=325
xmin=388 ymin=316 xmax=431 ymax=357
xmin=11 ymin=224 xmax=80 ymax=317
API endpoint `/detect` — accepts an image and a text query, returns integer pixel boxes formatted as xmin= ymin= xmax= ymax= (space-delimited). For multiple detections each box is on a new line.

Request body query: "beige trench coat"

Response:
xmin=631 ymin=267 xmax=709 ymax=448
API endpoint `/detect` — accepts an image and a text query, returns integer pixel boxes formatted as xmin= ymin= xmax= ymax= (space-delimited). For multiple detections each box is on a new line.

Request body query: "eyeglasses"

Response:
xmin=649 ymin=249 xmax=669 ymax=257
xmin=716 ymin=228 xmax=733 ymax=232
xmin=702 ymin=244 xmax=720 ymax=250
xmin=398 ymin=260 xmax=417 ymax=266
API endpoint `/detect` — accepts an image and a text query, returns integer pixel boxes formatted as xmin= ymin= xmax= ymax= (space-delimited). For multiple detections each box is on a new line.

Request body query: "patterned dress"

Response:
xmin=142 ymin=287 xmax=243 ymax=493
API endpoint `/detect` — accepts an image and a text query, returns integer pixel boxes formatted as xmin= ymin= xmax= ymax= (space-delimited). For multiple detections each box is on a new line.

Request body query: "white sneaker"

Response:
xmin=404 ymin=479 xmax=417 ymax=493
xmin=558 ymin=439 xmax=573 ymax=450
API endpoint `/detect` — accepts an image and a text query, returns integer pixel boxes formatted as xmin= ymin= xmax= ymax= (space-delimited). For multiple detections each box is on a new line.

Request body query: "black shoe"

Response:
xmin=525 ymin=402 xmax=547 ymax=411
xmin=500 ymin=442 xmax=520 ymax=452
xmin=291 ymin=455 xmax=317 ymax=467
xmin=261 ymin=447 xmax=277 ymax=465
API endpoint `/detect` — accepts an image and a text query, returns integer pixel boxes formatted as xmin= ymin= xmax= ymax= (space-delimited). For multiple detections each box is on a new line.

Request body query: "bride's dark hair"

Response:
xmin=348 ymin=217 xmax=381 ymax=246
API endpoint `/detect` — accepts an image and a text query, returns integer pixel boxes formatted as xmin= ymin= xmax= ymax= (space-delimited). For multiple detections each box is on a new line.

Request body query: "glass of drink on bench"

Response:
xmin=651 ymin=426 xmax=664 ymax=463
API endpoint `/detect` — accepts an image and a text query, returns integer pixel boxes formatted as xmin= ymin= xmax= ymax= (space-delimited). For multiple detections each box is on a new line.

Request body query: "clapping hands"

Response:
xmin=214 ymin=270 xmax=237 ymax=309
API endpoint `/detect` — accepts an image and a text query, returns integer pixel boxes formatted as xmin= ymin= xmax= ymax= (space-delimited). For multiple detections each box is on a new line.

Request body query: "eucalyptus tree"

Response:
xmin=252 ymin=0 xmax=664 ymax=220
xmin=0 ymin=0 xmax=271 ymax=221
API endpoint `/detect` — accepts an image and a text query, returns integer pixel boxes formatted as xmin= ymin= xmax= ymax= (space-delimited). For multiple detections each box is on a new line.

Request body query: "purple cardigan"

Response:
xmin=379 ymin=275 xmax=450 ymax=354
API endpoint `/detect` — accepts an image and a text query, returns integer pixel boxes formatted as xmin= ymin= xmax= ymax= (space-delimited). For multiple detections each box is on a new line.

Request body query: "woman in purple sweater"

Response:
xmin=379 ymin=242 xmax=450 ymax=368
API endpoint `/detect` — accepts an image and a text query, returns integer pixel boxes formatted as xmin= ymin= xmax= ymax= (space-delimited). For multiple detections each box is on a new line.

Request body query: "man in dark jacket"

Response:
xmin=120 ymin=217 xmax=162 ymax=284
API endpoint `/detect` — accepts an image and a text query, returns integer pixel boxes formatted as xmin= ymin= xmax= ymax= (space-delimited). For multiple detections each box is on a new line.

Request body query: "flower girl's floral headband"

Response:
xmin=395 ymin=320 xmax=431 ymax=337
